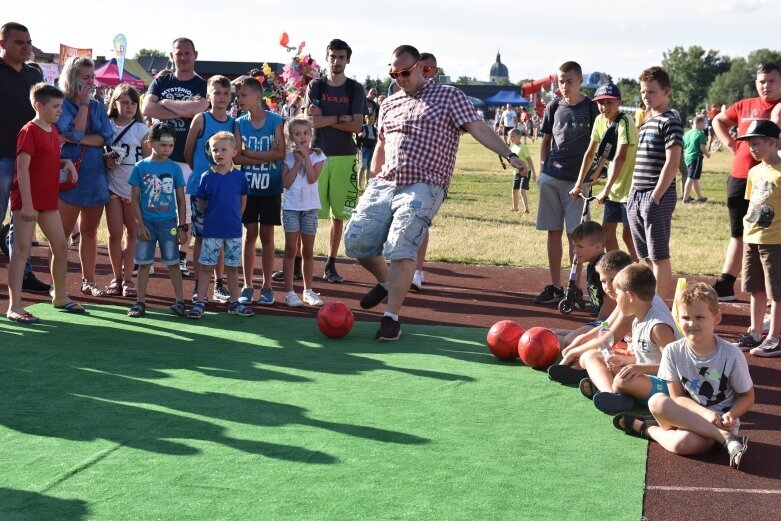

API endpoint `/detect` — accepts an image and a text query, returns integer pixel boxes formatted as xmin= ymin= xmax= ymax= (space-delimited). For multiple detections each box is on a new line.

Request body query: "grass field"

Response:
xmin=0 ymin=305 xmax=647 ymax=521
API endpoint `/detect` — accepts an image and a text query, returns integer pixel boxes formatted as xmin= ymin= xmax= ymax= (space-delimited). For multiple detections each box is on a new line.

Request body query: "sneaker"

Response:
xmin=547 ymin=364 xmax=588 ymax=384
xmin=593 ymin=392 xmax=637 ymax=414
xmin=271 ymin=270 xmax=303 ymax=281
xmin=410 ymin=270 xmax=424 ymax=292
xmin=749 ymin=337 xmax=781 ymax=357
xmin=534 ymin=285 xmax=564 ymax=305
xmin=132 ymin=264 xmax=154 ymax=277
xmin=682 ymin=197 xmax=694 ymax=204
xmin=736 ymin=332 xmax=762 ymax=351
xmin=213 ymin=282 xmax=230 ymax=304
xmin=712 ymin=277 xmax=736 ymax=302
xmin=285 ymin=291 xmax=304 ymax=307
xmin=696 ymin=197 xmax=708 ymax=203
xmin=257 ymin=287 xmax=275 ymax=305
xmin=763 ymin=312 xmax=771 ymax=334
xmin=22 ymin=273 xmax=52 ymax=294
xmin=302 ymin=289 xmax=324 ymax=306
xmin=238 ymin=286 xmax=254 ymax=305
xmin=375 ymin=315 xmax=401 ymax=341
xmin=323 ymin=264 xmax=344 ymax=283
xmin=228 ymin=301 xmax=255 ymax=316
xmin=179 ymin=258 xmax=190 ymax=277
xmin=360 ymin=283 xmax=388 ymax=309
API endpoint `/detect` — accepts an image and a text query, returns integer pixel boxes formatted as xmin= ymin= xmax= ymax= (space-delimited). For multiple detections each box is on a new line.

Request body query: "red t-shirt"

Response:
xmin=11 ymin=121 xmax=61 ymax=211
xmin=724 ymin=97 xmax=781 ymax=179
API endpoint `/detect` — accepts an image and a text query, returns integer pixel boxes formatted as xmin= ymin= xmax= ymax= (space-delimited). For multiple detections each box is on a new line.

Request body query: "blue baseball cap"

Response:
xmin=593 ymin=83 xmax=621 ymax=101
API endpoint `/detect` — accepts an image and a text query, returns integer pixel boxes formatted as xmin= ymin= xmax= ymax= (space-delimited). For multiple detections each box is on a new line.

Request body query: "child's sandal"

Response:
xmin=579 ymin=378 xmax=598 ymax=400
xmin=127 ymin=302 xmax=146 ymax=318
xmin=105 ymin=278 xmax=122 ymax=296
xmin=169 ymin=300 xmax=187 ymax=317
xmin=122 ymin=280 xmax=137 ymax=298
xmin=81 ymin=280 xmax=107 ymax=297
xmin=188 ymin=302 xmax=206 ymax=319
xmin=612 ymin=414 xmax=657 ymax=440
xmin=725 ymin=435 xmax=748 ymax=470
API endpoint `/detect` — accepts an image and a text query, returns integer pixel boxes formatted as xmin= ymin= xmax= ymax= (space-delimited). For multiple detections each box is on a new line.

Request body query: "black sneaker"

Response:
xmin=375 ymin=315 xmax=401 ymax=341
xmin=713 ymin=277 xmax=736 ymax=302
xmin=0 ymin=222 xmax=9 ymax=255
xmin=323 ymin=264 xmax=344 ymax=283
xmin=271 ymin=270 xmax=303 ymax=281
xmin=22 ymin=273 xmax=52 ymax=294
xmin=547 ymin=364 xmax=588 ymax=384
xmin=736 ymin=333 xmax=763 ymax=351
xmin=534 ymin=285 xmax=564 ymax=304
xmin=594 ymin=392 xmax=637 ymax=414
xmin=360 ymin=283 xmax=388 ymax=309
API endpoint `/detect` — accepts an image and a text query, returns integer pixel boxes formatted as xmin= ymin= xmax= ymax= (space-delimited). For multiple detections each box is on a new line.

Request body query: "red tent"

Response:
xmin=95 ymin=59 xmax=145 ymax=89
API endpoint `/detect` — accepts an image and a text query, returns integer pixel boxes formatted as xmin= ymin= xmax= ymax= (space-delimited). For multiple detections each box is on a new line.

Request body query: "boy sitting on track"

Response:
xmin=613 ymin=282 xmax=753 ymax=470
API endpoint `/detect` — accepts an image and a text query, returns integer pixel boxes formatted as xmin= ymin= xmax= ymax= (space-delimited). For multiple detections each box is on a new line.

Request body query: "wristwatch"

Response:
xmin=177 ymin=224 xmax=189 ymax=232
xmin=507 ymin=152 xmax=519 ymax=161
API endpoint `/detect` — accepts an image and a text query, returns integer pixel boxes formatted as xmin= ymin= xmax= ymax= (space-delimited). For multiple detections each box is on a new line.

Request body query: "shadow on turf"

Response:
xmin=0 ymin=305 xmax=501 ymax=463
xmin=0 ymin=488 xmax=90 ymax=521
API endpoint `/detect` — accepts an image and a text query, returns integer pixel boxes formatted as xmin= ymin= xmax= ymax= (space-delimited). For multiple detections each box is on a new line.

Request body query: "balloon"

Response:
xmin=279 ymin=32 xmax=289 ymax=47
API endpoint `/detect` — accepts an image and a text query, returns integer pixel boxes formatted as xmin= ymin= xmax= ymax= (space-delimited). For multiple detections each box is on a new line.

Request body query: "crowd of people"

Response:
xmin=2 ymin=21 xmax=779 ymax=470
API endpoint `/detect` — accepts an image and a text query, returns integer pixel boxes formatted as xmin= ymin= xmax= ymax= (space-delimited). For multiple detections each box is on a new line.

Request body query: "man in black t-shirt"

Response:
xmin=0 ymin=21 xmax=50 ymax=293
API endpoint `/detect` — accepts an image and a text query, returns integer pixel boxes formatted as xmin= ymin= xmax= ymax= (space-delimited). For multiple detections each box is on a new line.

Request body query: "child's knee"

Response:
xmin=647 ymin=392 xmax=669 ymax=415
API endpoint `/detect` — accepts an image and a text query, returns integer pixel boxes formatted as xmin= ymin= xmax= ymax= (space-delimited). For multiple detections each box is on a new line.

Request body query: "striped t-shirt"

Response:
xmin=632 ymin=111 xmax=683 ymax=192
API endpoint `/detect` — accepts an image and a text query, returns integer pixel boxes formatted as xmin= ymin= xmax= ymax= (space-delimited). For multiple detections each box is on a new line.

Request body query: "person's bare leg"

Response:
xmin=78 ymin=205 xmax=105 ymax=284
xmin=385 ymin=258 xmax=415 ymax=315
xmin=520 ymin=189 xmax=529 ymax=213
xmin=622 ymin=225 xmax=639 ymax=262
xmin=329 ymin=219 xmax=343 ymax=258
xmin=242 ymin=223 xmax=258 ymax=288
xmin=37 ymin=211 xmax=70 ymax=306
xmin=283 ymin=231 xmax=298 ymax=294
xmin=547 ymin=230 xmax=564 ymax=287
xmin=415 ymin=230 xmax=429 ymax=273
xmin=651 ymin=258 xmax=673 ymax=299
xmin=196 ymin=264 xmax=212 ymax=304
xmin=105 ymin=198 xmax=124 ymax=281
xmin=226 ymin=266 xmax=240 ymax=302
xmin=602 ymin=222 xmax=619 ymax=253
xmin=301 ymin=234 xmax=316 ymax=291
xmin=512 ymin=188 xmax=520 ymax=211
xmin=580 ymin=350 xmax=614 ymax=392
xmin=692 ymin=179 xmax=704 ymax=200
xmin=721 ymin=237 xmax=742 ymax=277
xmin=6 ymin=213 xmax=35 ymax=315
xmin=357 ymin=255 xmax=388 ymax=284
xmin=121 ymin=202 xmax=137 ymax=282
xmin=136 ymin=264 xmax=151 ymax=303
xmin=259 ymin=224 xmax=275 ymax=289
xmin=168 ymin=263 xmax=184 ymax=302
xmin=749 ymin=292 xmax=767 ymax=336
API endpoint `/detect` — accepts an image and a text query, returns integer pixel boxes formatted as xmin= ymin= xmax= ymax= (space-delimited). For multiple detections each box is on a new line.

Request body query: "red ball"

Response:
xmin=518 ymin=327 xmax=560 ymax=369
xmin=317 ymin=302 xmax=355 ymax=338
xmin=486 ymin=320 xmax=525 ymax=360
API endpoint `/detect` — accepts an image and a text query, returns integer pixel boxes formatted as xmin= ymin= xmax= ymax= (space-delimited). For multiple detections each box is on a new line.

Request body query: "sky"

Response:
xmin=5 ymin=0 xmax=780 ymax=83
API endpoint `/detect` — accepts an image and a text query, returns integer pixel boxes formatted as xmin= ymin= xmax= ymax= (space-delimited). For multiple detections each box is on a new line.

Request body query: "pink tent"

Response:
xmin=95 ymin=59 xmax=145 ymax=89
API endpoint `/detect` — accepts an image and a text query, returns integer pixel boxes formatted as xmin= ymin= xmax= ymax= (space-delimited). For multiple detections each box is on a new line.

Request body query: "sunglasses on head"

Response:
xmin=389 ymin=63 xmax=417 ymax=79
xmin=422 ymin=65 xmax=439 ymax=75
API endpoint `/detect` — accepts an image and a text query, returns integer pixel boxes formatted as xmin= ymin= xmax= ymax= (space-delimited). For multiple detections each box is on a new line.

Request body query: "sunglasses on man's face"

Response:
xmin=389 ymin=63 xmax=417 ymax=79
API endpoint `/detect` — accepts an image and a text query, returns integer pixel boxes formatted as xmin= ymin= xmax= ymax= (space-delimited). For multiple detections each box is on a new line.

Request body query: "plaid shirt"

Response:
xmin=376 ymin=80 xmax=479 ymax=191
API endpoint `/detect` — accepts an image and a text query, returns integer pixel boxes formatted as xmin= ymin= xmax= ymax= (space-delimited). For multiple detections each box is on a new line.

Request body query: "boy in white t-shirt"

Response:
xmin=281 ymin=118 xmax=327 ymax=307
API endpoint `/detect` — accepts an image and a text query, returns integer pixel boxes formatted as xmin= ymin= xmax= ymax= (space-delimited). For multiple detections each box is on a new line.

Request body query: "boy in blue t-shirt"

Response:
xmin=184 ymin=75 xmax=235 ymax=304
xmin=189 ymin=131 xmax=251 ymax=318
xmin=127 ymin=123 xmax=188 ymax=318
xmin=232 ymin=76 xmax=286 ymax=306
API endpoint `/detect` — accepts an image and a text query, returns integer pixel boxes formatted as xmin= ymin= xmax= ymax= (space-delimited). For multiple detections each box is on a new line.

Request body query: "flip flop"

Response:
xmin=6 ymin=311 xmax=40 ymax=324
xmin=54 ymin=301 xmax=87 ymax=314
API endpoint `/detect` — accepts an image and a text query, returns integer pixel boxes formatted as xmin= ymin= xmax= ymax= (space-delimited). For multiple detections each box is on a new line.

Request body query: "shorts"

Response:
xmin=190 ymin=197 xmax=205 ymax=238
xmin=535 ymin=172 xmax=588 ymax=234
xmin=742 ymin=243 xmax=781 ymax=301
xmin=513 ymin=173 xmax=530 ymax=191
xmin=318 ymin=155 xmax=359 ymax=220
xmin=686 ymin=156 xmax=704 ymax=181
xmin=135 ymin=218 xmax=179 ymax=265
xmin=360 ymin=146 xmax=375 ymax=170
xmin=176 ymin=162 xmax=193 ymax=223
xmin=344 ymin=180 xmax=445 ymax=262
xmin=242 ymin=194 xmax=282 ymax=226
xmin=626 ymin=187 xmax=676 ymax=261
xmin=503 ymin=126 xmax=515 ymax=136
xmin=639 ymin=375 xmax=670 ymax=404
xmin=727 ymin=176 xmax=749 ymax=238
xmin=199 ymin=237 xmax=242 ymax=267
xmin=602 ymin=200 xmax=630 ymax=226
xmin=282 ymin=209 xmax=319 ymax=235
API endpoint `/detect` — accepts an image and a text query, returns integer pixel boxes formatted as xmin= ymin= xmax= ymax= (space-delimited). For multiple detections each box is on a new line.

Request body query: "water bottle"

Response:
xmin=597 ymin=321 xmax=614 ymax=361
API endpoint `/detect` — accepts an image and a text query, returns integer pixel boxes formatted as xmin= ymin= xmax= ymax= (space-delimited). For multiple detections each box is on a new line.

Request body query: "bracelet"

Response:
xmin=79 ymin=102 xmax=88 ymax=107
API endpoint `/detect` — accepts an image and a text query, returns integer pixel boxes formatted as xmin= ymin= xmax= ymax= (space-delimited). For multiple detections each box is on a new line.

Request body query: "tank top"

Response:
xmin=186 ymin=112 xmax=235 ymax=195
xmin=236 ymin=111 xmax=284 ymax=196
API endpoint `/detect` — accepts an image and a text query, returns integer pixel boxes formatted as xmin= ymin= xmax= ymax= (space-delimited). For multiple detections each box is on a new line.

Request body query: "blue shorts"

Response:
xmin=686 ymin=156 xmax=704 ymax=180
xmin=345 ymin=180 xmax=445 ymax=262
xmin=638 ymin=375 xmax=670 ymax=404
xmin=199 ymin=237 xmax=242 ymax=267
xmin=360 ymin=146 xmax=375 ymax=170
xmin=282 ymin=209 xmax=318 ymax=235
xmin=190 ymin=197 xmax=205 ymax=238
xmin=135 ymin=218 xmax=179 ymax=265
xmin=602 ymin=200 xmax=630 ymax=226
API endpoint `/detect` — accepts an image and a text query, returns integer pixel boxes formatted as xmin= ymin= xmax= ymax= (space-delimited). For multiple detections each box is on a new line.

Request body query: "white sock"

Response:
xmin=383 ymin=311 xmax=399 ymax=321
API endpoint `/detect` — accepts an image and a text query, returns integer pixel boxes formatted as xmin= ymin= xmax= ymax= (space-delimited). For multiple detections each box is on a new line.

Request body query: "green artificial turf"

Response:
xmin=0 ymin=304 xmax=646 ymax=520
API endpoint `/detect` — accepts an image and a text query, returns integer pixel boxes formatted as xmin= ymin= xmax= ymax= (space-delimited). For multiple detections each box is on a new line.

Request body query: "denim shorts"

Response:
xmin=135 ymin=218 xmax=179 ymax=265
xmin=190 ymin=197 xmax=205 ymax=238
xmin=602 ymin=200 xmax=630 ymax=226
xmin=344 ymin=180 xmax=445 ymax=261
xmin=0 ymin=156 xmax=15 ymax=224
xmin=200 ymin=237 xmax=242 ymax=267
xmin=282 ymin=209 xmax=318 ymax=235
xmin=360 ymin=146 xmax=375 ymax=170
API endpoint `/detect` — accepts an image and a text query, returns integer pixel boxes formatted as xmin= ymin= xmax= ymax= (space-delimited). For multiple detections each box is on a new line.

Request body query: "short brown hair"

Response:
xmin=595 ymin=250 xmax=633 ymax=275
xmin=234 ymin=75 xmax=262 ymax=93
xmin=559 ymin=61 xmax=583 ymax=77
xmin=30 ymin=82 xmax=63 ymax=107
xmin=614 ymin=264 xmax=656 ymax=301
xmin=571 ymin=221 xmax=605 ymax=244
xmin=639 ymin=66 xmax=671 ymax=90
xmin=208 ymin=75 xmax=231 ymax=91
xmin=677 ymin=282 xmax=720 ymax=315
xmin=693 ymin=115 xmax=706 ymax=126
xmin=172 ymin=37 xmax=196 ymax=51
xmin=1 ymin=22 xmax=29 ymax=40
